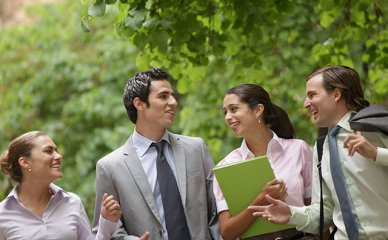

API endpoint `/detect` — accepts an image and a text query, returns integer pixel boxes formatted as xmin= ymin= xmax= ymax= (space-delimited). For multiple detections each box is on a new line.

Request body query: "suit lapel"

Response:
xmin=122 ymin=139 xmax=163 ymax=224
xmin=169 ymin=133 xmax=187 ymax=206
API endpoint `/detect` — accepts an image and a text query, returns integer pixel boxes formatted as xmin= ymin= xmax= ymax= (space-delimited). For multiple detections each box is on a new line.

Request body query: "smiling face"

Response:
xmin=22 ymin=135 xmax=63 ymax=183
xmin=304 ymin=74 xmax=341 ymax=128
xmin=223 ymin=93 xmax=259 ymax=138
xmin=138 ymin=80 xmax=177 ymax=132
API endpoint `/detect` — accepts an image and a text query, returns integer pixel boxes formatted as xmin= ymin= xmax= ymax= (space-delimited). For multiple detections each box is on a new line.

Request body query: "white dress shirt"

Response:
xmin=289 ymin=111 xmax=388 ymax=239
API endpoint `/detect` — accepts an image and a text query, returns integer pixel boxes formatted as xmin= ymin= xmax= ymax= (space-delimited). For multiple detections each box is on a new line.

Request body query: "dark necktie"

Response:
xmin=328 ymin=126 xmax=358 ymax=240
xmin=152 ymin=141 xmax=191 ymax=240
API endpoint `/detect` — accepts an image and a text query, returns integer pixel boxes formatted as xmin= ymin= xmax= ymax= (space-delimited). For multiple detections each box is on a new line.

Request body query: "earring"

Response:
xmin=28 ymin=168 xmax=32 ymax=172
xmin=258 ymin=119 xmax=261 ymax=124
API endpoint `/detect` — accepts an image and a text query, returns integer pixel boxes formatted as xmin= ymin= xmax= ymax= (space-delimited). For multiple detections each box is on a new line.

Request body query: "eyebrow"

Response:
xmin=42 ymin=145 xmax=57 ymax=150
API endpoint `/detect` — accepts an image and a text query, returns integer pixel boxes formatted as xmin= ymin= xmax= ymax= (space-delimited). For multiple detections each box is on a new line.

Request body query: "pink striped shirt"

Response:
xmin=213 ymin=132 xmax=313 ymax=212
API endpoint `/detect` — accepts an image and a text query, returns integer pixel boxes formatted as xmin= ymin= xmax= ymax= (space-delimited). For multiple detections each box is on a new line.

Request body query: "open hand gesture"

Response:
xmin=248 ymin=194 xmax=291 ymax=224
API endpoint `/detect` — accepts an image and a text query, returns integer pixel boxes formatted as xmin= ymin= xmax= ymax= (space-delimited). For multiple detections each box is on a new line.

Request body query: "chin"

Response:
xmin=232 ymin=131 xmax=243 ymax=138
xmin=53 ymin=173 xmax=63 ymax=180
xmin=164 ymin=122 xmax=174 ymax=129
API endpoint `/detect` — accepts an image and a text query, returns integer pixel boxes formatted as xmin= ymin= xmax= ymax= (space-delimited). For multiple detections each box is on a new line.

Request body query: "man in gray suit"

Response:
xmin=92 ymin=67 xmax=221 ymax=240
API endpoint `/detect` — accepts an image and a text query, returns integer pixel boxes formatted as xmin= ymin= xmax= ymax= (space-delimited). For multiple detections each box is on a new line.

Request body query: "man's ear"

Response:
xmin=133 ymin=97 xmax=146 ymax=111
xmin=333 ymin=88 xmax=342 ymax=103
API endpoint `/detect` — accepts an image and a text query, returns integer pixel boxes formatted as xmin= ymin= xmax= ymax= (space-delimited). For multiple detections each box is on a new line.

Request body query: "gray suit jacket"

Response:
xmin=92 ymin=132 xmax=221 ymax=240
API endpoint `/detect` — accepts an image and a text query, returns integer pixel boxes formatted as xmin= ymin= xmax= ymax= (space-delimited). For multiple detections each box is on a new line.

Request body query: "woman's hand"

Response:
xmin=261 ymin=179 xmax=287 ymax=202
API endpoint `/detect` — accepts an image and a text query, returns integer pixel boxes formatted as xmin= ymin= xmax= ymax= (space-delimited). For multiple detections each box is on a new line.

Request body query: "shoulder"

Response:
xmin=273 ymin=138 xmax=313 ymax=157
xmin=97 ymin=140 xmax=129 ymax=165
xmin=278 ymin=138 xmax=311 ymax=149
xmin=52 ymin=184 xmax=82 ymax=203
xmin=217 ymin=148 xmax=243 ymax=166
xmin=0 ymin=198 xmax=8 ymax=210
xmin=169 ymin=132 xmax=204 ymax=145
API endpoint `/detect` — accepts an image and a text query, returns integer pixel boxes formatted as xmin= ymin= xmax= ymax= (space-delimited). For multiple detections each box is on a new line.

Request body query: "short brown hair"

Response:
xmin=307 ymin=65 xmax=369 ymax=111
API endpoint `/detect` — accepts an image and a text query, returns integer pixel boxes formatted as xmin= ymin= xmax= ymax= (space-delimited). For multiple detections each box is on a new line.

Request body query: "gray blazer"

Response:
xmin=92 ymin=132 xmax=221 ymax=240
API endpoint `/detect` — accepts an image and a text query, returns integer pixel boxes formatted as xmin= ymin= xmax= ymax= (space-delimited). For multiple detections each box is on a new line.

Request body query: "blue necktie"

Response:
xmin=152 ymin=141 xmax=191 ymax=240
xmin=328 ymin=126 xmax=358 ymax=240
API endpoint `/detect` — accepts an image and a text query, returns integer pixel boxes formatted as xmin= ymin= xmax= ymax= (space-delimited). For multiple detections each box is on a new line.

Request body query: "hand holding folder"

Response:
xmin=213 ymin=156 xmax=291 ymax=238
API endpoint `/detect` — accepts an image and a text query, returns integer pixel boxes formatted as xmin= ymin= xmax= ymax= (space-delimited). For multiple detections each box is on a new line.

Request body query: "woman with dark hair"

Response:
xmin=213 ymin=84 xmax=313 ymax=239
xmin=0 ymin=131 xmax=123 ymax=240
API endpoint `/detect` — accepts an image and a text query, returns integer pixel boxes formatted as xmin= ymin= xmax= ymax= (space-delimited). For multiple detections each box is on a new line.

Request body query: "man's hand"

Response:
xmin=139 ymin=231 xmax=150 ymax=240
xmin=344 ymin=131 xmax=378 ymax=160
xmin=100 ymin=193 xmax=122 ymax=223
xmin=248 ymin=194 xmax=292 ymax=224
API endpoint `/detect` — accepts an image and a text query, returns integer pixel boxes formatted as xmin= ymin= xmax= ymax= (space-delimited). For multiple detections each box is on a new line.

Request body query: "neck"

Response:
xmin=135 ymin=125 xmax=166 ymax=141
xmin=245 ymin=127 xmax=272 ymax=157
xmin=18 ymin=181 xmax=53 ymax=217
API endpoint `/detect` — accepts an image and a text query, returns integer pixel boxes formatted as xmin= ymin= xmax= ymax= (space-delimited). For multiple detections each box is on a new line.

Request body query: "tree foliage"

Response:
xmin=1 ymin=0 xmax=388 ymax=223
xmin=0 ymin=1 xmax=139 ymax=218
xmin=82 ymin=0 xmax=388 ymax=156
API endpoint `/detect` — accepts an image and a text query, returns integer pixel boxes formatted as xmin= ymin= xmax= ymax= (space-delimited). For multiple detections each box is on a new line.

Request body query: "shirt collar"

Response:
xmin=5 ymin=183 xmax=66 ymax=203
xmin=240 ymin=130 xmax=283 ymax=159
xmin=335 ymin=111 xmax=356 ymax=132
xmin=132 ymin=129 xmax=171 ymax=157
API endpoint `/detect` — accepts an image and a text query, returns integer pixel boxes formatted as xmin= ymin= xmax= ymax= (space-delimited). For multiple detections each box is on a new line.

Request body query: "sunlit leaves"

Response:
xmin=88 ymin=0 xmax=106 ymax=17
xmin=0 ymin=0 xmax=138 ymax=219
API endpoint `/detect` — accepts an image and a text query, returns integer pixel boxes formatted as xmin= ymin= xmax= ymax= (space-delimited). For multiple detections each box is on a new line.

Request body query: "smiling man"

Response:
xmin=249 ymin=65 xmax=388 ymax=240
xmin=92 ymin=67 xmax=221 ymax=240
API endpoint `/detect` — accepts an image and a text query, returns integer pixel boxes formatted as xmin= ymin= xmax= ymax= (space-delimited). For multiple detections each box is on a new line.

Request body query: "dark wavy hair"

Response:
xmin=123 ymin=67 xmax=171 ymax=123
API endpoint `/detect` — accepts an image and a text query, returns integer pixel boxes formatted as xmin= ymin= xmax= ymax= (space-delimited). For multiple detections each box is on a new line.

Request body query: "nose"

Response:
xmin=54 ymin=151 xmax=62 ymax=161
xmin=303 ymin=98 xmax=311 ymax=109
xmin=168 ymin=95 xmax=178 ymax=107
xmin=224 ymin=111 xmax=232 ymax=122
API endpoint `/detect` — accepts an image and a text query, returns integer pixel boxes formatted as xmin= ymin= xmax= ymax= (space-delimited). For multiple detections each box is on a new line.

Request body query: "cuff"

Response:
xmin=303 ymin=186 xmax=312 ymax=199
xmin=95 ymin=215 xmax=120 ymax=239
xmin=216 ymin=199 xmax=229 ymax=213
xmin=288 ymin=206 xmax=308 ymax=227
xmin=375 ymin=147 xmax=388 ymax=167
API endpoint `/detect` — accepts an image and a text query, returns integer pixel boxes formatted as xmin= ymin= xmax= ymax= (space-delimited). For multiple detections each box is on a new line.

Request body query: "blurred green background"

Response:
xmin=1 ymin=0 xmax=387 ymax=221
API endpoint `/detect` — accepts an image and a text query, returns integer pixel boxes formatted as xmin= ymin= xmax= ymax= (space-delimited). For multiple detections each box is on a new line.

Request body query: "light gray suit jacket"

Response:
xmin=92 ymin=132 xmax=221 ymax=240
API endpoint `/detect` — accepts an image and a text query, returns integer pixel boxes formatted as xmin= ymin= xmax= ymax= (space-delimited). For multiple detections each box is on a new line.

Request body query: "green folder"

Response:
xmin=213 ymin=156 xmax=291 ymax=239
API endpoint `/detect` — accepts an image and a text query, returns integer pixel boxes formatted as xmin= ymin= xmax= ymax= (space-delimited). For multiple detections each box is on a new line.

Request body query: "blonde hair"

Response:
xmin=0 ymin=131 xmax=47 ymax=182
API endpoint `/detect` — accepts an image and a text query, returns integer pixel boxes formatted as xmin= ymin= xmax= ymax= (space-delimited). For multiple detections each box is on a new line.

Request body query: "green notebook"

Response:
xmin=213 ymin=156 xmax=291 ymax=239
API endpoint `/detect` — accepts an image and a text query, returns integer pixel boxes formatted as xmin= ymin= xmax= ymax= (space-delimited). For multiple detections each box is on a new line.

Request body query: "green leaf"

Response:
xmin=80 ymin=17 xmax=91 ymax=32
xmin=125 ymin=12 xmax=145 ymax=30
xmin=156 ymin=31 xmax=169 ymax=53
xmin=177 ymin=77 xmax=189 ymax=94
xmin=105 ymin=0 xmax=117 ymax=4
xmin=135 ymin=52 xmax=149 ymax=69
xmin=88 ymin=1 xmax=106 ymax=17
xmin=320 ymin=11 xmax=335 ymax=28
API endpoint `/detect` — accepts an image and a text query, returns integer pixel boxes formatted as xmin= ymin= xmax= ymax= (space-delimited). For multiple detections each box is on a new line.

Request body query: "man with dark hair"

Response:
xmin=249 ymin=65 xmax=388 ymax=239
xmin=92 ymin=67 xmax=221 ymax=240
